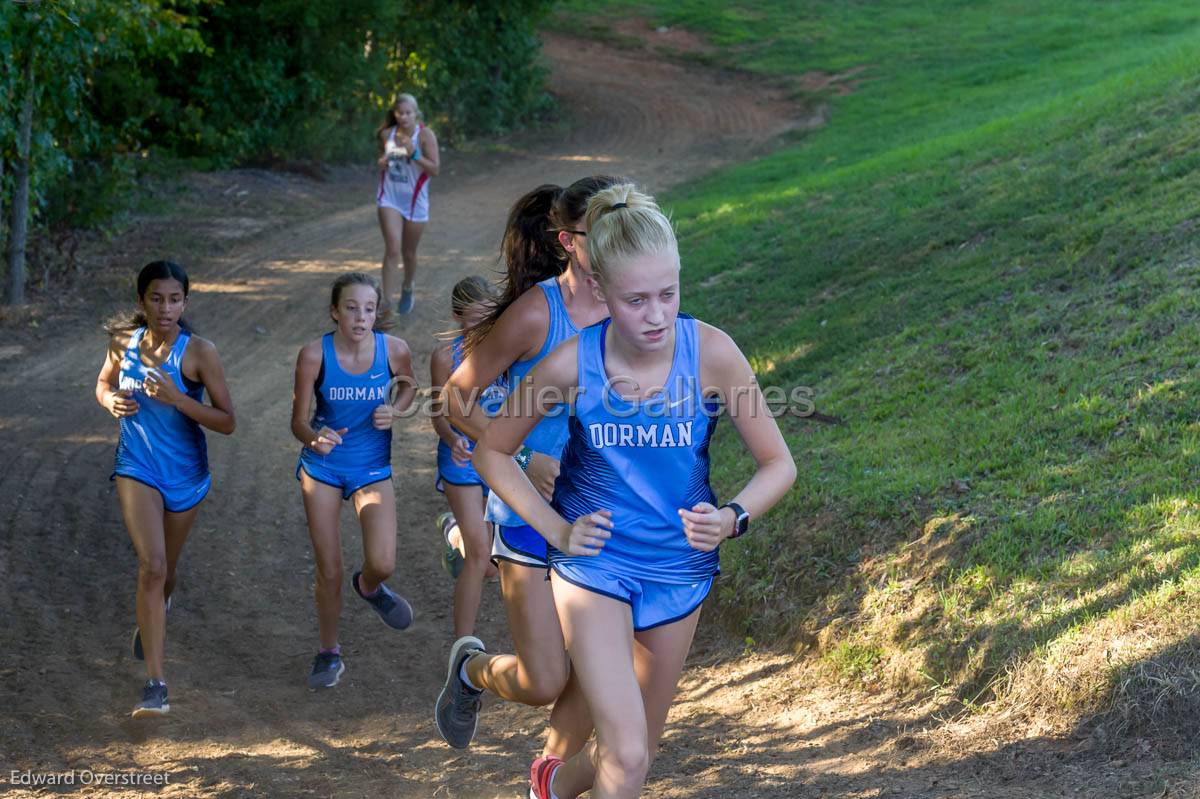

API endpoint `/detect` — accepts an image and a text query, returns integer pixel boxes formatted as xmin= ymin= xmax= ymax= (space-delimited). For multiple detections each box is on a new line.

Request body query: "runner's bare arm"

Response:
xmin=372 ymin=335 xmax=416 ymax=430
xmin=430 ymin=344 xmax=463 ymax=448
xmin=377 ymin=127 xmax=390 ymax=167
xmin=415 ymin=127 xmax=440 ymax=176
xmin=291 ymin=341 xmax=326 ymax=448
xmin=693 ymin=323 xmax=797 ymax=541
xmin=173 ymin=336 xmax=236 ymax=435
xmin=473 ymin=338 xmax=580 ymax=548
xmin=444 ymin=289 xmax=550 ymax=441
xmin=95 ymin=334 xmax=138 ymax=418
xmin=386 ymin=335 xmax=416 ymax=413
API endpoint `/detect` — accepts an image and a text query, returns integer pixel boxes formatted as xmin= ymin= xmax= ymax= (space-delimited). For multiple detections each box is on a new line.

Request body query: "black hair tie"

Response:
xmin=611 ymin=202 xmax=628 ymax=210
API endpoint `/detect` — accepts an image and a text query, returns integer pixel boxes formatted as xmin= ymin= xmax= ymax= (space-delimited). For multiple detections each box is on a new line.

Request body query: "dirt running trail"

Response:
xmin=3 ymin=31 xmax=1194 ymax=799
xmin=0 ymin=32 xmax=801 ymax=799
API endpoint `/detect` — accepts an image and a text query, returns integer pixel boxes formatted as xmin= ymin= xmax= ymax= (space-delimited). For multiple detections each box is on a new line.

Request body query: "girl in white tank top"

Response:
xmin=375 ymin=92 xmax=440 ymax=314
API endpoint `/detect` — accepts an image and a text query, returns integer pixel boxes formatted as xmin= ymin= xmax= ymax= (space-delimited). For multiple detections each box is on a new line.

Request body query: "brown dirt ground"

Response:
xmin=1 ymin=31 xmax=1198 ymax=799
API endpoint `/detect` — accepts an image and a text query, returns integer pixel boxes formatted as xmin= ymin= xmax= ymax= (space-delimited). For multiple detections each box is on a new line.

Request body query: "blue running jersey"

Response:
xmin=114 ymin=327 xmax=209 ymax=485
xmin=437 ymin=335 xmax=506 ymax=487
xmin=300 ymin=332 xmax=393 ymax=472
xmin=485 ymin=277 xmax=578 ymax=527
xmin=551 ymin=315 xmax=721 ymax=584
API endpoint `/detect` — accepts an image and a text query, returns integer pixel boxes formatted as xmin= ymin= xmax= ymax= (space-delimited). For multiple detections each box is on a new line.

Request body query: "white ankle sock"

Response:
xmin=459 ymin=655 xmax=482 ymax=692
xmin=528 ymin=777 xmax=561 ymax=799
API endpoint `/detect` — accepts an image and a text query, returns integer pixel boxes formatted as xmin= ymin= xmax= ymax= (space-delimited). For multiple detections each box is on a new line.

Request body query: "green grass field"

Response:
xmin=560 ymin=0 xmax=1200 ymax=737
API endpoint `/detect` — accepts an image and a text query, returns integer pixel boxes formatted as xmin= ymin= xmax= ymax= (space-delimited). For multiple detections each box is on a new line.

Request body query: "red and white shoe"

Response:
xmin=528 ymin=755 xmax=565 ymax=799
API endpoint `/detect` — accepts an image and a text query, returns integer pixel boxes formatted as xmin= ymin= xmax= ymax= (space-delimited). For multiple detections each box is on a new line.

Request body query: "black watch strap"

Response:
xmin=721 ymin=501 xmax=750 ymax=538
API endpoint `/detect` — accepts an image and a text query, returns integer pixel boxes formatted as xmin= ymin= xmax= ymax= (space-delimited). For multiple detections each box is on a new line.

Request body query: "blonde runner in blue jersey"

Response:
xmin=471 ymin=183 xmax=798 ymax=798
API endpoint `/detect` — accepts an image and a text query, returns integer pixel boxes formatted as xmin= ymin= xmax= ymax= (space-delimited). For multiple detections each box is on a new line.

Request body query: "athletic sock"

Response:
xmin=459 ymin=654 xmax=483 ymax=693
xmin=320 ymin=645 xmax=341 ymax=656
xmin=357 ymin=573 xmax=380 ymax=598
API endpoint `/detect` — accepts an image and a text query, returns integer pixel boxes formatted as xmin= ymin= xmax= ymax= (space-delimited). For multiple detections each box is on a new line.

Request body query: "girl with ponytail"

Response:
xmin=434 ymin=175 xmax=624 ymax=759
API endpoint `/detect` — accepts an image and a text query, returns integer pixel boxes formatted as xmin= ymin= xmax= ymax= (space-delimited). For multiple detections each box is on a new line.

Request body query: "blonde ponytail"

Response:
xmin=583 ymin=184 xmax=677 ymax=288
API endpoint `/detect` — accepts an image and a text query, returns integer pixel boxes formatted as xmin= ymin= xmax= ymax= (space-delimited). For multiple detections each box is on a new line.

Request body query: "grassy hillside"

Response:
xmin=559 ymin=0 xmax=1200 ymax=745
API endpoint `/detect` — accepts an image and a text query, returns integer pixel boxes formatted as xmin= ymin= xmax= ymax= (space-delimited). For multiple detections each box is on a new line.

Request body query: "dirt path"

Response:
xmin=0 ymin=32 xmax=799 ymax=798
xmin=1 ymin=31 xmax=1195 ymax=799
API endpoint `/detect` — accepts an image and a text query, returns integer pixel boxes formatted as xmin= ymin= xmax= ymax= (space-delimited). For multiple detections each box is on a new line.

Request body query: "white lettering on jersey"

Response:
xmin=588 ymin=421 xmax=694 ymax=449
xmin=326 ymin=385 xmax=388 ymax=402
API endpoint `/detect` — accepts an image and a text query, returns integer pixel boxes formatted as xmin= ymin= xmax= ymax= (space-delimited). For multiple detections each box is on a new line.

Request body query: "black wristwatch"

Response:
xmin=721 ymin=501 xmax=750 ymax=539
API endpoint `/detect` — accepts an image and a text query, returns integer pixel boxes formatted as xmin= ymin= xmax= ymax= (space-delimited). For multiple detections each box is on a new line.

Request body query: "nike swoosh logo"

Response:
xmin=369 ymin=372 xmax=384 ymax=379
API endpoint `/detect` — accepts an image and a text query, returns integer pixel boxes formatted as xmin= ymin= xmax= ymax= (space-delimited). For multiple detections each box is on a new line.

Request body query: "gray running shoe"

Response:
xmin=397 ymin=289 xmax=415 ymax=314
xmin=435 ymin=635 xmax=485 ymax=749
xmin=131 ymin=679 xmax=169 ymax=718
xmin=353 ymin=571 xmax=413 ymax=630
xmin=131 ymin=596 xmax=171 ymax=661
xmin=308 ymin=651 xmax=345 ymax=690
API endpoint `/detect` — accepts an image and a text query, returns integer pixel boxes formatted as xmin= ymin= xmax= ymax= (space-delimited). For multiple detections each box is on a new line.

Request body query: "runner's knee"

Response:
xmin=462 ymin=544 xmax=490 ymax=568
xmin=598 ymin=733 xmax=649 ymax=788
xmin=361 ymin=558 xmax=394 ymax=584
xmin=314 ymin=558 xmax=343 ymax=588
xmin=137 ymin=554 xmax=168 ymax=586
xmin=519 ymin=662 xmax=570 ymax=706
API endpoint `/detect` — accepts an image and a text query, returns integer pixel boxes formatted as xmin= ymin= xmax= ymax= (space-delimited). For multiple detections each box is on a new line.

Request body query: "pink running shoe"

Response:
xmin=529 ymin=755 xmax=565 ymax=799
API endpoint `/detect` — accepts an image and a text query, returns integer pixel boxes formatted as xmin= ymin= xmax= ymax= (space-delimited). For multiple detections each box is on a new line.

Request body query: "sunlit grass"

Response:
xmin=565 ymin=0 xmax=1200 ymax=718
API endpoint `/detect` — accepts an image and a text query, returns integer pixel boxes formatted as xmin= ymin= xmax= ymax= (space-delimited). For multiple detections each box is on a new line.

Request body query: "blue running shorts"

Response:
xmin=550 ymin=561 xmax=713 ymax=631
xmin=297 ymin=458 xmax=392 ymax=501
xmin=111 ymin=467 xmax=211 ymax=514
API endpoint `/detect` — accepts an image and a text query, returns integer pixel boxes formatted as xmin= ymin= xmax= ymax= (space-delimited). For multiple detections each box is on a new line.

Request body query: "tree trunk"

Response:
xmin=0 ymin=154 xmax=7 ymax=281
xmin=7 ymin=55 xmax=34 ymax=306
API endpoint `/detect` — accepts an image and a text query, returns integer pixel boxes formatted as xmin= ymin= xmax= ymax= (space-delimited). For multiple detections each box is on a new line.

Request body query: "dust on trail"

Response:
xmin=1 ymin=28 xmax=1194 ymax=799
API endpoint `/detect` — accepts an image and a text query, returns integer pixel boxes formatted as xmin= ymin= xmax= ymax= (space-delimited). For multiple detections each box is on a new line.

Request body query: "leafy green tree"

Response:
xmin=1 ymin=0 xmax=553 ymax=305
xmin=2 ymin=0 xmax=204 ymax=304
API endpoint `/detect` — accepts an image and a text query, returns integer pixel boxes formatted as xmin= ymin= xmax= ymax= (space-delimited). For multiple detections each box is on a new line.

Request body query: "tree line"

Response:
xmin=0 ymin=0 xmax=554 ymax=304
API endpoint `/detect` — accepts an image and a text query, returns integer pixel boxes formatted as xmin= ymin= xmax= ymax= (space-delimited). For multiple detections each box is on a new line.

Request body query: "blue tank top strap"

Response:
xmin=169 ymin=327 xmax=190 ymax=369
xmin=451 ymin=334 xmax=465 ymax=371
xmin=373 ymin=331 xmax=389 ymax=377
xmin=541 ymin=276 xmax=578 ymax=352
xmin=319 ymin=332 xmax=336 ymax=386
xmin=578 ymin=321 xmax=606 ymax=392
